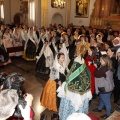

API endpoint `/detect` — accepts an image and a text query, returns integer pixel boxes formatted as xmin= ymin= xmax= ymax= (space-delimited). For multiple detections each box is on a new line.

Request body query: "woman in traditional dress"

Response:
xmin=59 ymin=43 xmax=70 ymax=66
xmin=58 ymin=43 xmax=92 ymax=120
xmin=12 ymin=27 xmax=23 ymax=56
xmin=40 ymin=28 xmax=46 ymax=41
xmin=2 ymin=28 xmax=15 ymax=56
xmin=60 ymin=32 xmax=69 ymax=49
xmin=21 ymin=25 xmax=28 ymax=46
xmin=40 ymin=53 xmax=68 ymax=112
xmin=23 ymin=27 xmax=38 ymax=61
xmin=36 ymin=39 xmax=53 ymax=74
xmin=0 ymin=44 xmax=11 ymax=66
xmin=50 ymin=30 xmax=60 ymax=58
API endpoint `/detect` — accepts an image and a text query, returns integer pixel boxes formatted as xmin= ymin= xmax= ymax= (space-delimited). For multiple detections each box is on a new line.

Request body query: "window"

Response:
xmin=0 ymin=1 xmax=4 ymax=20
xmin=30 ymin=0 xmax=35 ymax=22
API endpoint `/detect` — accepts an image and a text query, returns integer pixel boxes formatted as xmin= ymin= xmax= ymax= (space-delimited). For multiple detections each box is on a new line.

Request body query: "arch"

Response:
xmin=51 ymin=13 xmax=63 ymax=26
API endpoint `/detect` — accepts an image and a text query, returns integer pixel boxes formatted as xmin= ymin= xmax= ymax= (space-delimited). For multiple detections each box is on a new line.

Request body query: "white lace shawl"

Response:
xmin=36 ymin=43 xmax=53 ymax=67
xmin=49 ymin=54 xmax=67 ymax=80
xmin=24 ymin=31 xmax=36 ymax=50
xmin=59 ymin=43 xmax=70 ymax=66
xmin=49 ymin=62 xmax=66 ymax=80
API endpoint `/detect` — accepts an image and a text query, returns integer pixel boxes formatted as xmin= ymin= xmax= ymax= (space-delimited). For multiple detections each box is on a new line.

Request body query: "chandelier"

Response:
xmin=53 ymin=0 xmax=65 ymax=8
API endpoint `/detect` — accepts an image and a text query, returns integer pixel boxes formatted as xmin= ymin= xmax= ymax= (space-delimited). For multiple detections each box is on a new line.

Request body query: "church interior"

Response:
xmin=0 ymin=0 xmax=120 ymax=120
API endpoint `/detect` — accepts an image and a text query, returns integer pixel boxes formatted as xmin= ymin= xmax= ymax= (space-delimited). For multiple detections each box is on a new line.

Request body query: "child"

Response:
xmin=92 ymin=54 xmax=114 ymax=119
xmin=40 ymin=53 xmax=68 ymax=111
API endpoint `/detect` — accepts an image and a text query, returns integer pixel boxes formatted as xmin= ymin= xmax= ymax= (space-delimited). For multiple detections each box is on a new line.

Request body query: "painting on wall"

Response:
xmin=20 ymin=1 xmax=28 ymax=14
xmin=51 ymin=0 xmax=55 ymax=8
xmin=75 ymin=0 xmax=90 ymax=17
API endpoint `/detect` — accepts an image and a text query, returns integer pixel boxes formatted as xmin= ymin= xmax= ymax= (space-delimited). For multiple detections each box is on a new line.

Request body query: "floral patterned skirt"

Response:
xmin=59 ymin=97 xmax=89 ymax=120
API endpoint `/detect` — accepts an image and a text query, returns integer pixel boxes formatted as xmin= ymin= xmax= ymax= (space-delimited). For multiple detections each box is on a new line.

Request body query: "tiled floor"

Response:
xmin=0 ymin=57 xmax=120 ymax=120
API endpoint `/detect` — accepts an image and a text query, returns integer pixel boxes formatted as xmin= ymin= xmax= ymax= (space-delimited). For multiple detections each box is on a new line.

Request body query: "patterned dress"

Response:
xmin=40 ymin=62 xmax=67 ymax=112
xmin=58 ymin=56 xmax=92 ymax=120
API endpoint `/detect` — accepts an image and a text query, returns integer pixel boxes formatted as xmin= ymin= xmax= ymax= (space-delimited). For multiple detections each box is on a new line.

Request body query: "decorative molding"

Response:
xmin=90 ymin=0 xmax=120 ymax=30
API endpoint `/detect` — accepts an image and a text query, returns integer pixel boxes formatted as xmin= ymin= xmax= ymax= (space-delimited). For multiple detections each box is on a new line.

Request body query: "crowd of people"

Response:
xmin=0 ymin=23 xmax=120 ymax=120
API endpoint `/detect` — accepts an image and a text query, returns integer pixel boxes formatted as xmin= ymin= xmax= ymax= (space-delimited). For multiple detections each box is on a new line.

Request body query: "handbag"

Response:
xmin=98 ymin=87 xmax=106 ymax=93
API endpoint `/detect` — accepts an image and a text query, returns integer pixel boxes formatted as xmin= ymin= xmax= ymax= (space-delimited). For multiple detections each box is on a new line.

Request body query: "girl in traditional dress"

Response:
xmin=12 ymin=27 xmax=23 ymax=56
xmin=23 ymin=27 xmax=38 ymax=61
xmin=59 ymin=43 xmax=70 ymax=66
xmin=40 ymin=53 xmax=68 ymax=111
xmin=58 ymin=43 xmax=92 ymax=120
xmin=36 ymin=39 xmax=53 ymax=74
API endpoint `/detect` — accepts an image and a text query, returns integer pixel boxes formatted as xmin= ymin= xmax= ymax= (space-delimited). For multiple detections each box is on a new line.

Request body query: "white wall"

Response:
xmin=4 ymin=0 xmax=28 ymax=25
xmin=47 ymin=0 xmax=96 ymax=27
xmin=4 ymin=0 xmax=11 ymax=24
xmin=10 ymin=0 xmax=21 ymax=23
xmin=47 ymin=0 xmax=66 ymax=27
xmin=3 ymin=0 xmax=96 ymax=26
xmin=35 ymin=0 xmax=41 ymax=28
xmin=70 ymin=0 xmax=96 ymax=26
xmin=4 ymin=0 xmax=21 ymax=24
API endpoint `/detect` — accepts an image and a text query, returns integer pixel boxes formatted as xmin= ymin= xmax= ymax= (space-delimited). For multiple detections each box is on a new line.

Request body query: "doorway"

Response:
xmin=51 ymin=13 xmax=63 ymax=26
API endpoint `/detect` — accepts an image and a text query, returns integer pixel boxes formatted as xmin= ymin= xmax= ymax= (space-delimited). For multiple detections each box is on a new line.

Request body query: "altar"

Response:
xmin=90 ymin=0 xmax=120 ymax=31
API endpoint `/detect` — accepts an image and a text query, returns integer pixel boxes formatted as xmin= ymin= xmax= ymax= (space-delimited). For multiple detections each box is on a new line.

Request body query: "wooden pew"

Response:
xmin=7 ymin=46 xmax=24 ymax=53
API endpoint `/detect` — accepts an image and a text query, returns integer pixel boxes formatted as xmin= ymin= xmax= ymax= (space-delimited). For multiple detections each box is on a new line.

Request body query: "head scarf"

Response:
xmin=59 ymin=43 xmax=70 ymax=66
xmin=49 ymin=53 xmax=66 ymax=80
xmin=113 ymin=37 xmax=120 ymax=46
